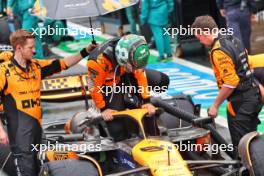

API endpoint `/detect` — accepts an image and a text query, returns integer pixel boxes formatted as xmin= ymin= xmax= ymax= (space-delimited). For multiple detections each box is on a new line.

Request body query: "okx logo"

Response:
xmin=22 ymin=98 xmax=41 ymax=109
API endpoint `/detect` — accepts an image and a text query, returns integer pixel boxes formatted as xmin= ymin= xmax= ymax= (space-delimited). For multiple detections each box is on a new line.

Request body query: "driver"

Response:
xmin=87 ymin=34 xmax=169 ymax=141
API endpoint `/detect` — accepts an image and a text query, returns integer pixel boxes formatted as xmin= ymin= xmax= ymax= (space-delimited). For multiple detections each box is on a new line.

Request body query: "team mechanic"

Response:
xmin=87 ymin=34 xmax=169 ymax=141
xmin=192 ymin=16 xmax=262 ymax=159
xmin=0 ymin=29 xmax=97 ymax=176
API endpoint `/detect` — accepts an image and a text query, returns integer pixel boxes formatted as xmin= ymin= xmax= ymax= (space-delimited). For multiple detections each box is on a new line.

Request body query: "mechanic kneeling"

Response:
xmin=87 ymin=34 xmax=169 ymax=141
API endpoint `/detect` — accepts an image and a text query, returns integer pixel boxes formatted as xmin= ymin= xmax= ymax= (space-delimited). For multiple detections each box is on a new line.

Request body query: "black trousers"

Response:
xmin=102 ymin=69 xmax=169 ymax=141
xmin=0 ymin=144 xmax=17 ymax=176
xmin=7 ymin=112 xmax=42 ymax=176
xmin=227 ymin=88 xmax=262 ymax=159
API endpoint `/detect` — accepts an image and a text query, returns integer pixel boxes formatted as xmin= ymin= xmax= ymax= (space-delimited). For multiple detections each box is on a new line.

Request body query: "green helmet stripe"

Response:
xmin=115 ymin=34 xmax=149 ymax=69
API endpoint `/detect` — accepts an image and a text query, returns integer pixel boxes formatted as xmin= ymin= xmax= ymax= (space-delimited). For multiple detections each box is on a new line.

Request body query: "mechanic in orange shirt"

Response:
xmin=0 ymin=29 xmax=97 ymax=176
xmin=192 ymin=16 xmax=262 ymax=159
xmin=0 ymin=51 xmax=13 ymax=112
xmin=87 ymin=34 xmax=169 ymax=141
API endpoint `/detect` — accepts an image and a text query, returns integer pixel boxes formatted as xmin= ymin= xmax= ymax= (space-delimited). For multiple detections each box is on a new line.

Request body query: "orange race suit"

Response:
xmin=86 ymin=38 xmax=168 ymax=141
xmin=210 ymin=35 xmax=262 ymax=158
xmin=0 ymin=52 xmax=68 ymax=176
xmin=87 ymin=38 xmax=150 ymax=110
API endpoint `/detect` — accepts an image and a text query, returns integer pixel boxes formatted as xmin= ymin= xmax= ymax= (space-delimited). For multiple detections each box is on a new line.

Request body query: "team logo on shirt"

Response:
xmin=22 ymin=98 xmax=41 ymax=109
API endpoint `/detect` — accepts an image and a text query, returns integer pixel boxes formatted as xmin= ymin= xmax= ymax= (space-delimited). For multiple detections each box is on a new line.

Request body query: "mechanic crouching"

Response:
xmin=87 ymin=34 xmax=169 ymax=141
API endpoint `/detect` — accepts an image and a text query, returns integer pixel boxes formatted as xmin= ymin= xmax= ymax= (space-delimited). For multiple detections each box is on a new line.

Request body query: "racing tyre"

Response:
xmin=248 ymin=134 xmax=264 ymax=176
xmin=39 ymin=159 xmax=100 ymax=176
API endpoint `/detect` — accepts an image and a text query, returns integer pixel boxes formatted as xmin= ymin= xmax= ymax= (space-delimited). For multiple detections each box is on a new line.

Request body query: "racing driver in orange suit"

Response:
xmin=87 ymin=34 xmax=169 ymax=141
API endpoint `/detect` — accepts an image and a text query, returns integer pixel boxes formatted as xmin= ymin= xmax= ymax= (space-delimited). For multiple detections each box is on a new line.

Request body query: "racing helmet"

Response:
xmin=115 ymin=34 xmax=149 ymax=70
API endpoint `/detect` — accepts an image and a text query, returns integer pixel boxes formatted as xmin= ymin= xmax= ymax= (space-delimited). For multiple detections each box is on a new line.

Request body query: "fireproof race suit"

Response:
xmin=87 ymin=38 xmax=169 ymax=141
